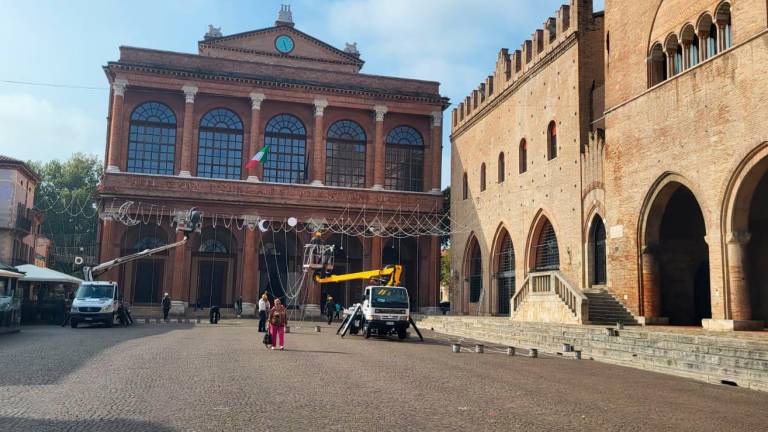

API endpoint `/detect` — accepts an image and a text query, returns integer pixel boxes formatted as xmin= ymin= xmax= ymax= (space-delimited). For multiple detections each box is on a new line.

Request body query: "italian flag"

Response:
xmin=245 ymin=145 xmax=270 ymax=169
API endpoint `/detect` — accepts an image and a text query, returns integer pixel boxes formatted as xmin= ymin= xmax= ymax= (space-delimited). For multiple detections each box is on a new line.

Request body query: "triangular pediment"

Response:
xmin=199 ymin=25 xmax=364 ymax=73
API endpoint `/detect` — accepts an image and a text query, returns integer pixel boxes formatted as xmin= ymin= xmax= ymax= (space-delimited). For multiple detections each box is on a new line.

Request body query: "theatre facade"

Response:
xmin=96 ymin=7 xmax=448 ymax=314
xmin=451 ymin=0 xmax=768 ymax=330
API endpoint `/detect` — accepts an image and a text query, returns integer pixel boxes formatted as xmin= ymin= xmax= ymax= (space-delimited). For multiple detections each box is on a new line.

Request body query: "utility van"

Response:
xmin=359 ymin=285 xmax=410 ymax=339
xmin=70 ymin=282 xmax=119 ymax=328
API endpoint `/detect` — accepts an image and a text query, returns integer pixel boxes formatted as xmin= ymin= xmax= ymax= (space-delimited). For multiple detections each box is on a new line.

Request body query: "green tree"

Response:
xmin=29 ymin=153 xmax=102 ymax=274
xmin=440 ymin=248 xmax=451 ymax=295
xmin=441 ymin=186 xmax=450 ymax=249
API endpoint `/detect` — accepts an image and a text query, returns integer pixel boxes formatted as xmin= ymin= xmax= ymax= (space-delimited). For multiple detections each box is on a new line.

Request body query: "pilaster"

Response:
xmin=247 ymin=92 xmax=266 ymax=182
xmin=372 ymin=105 xmax=388 ymax=190
xmin=106 ymin=79 xmax=128 ymax=173
xmin=311 ymin=98 xmax=328 ymax=186
xmin=179 ymin=85 xmax=198 ymax=177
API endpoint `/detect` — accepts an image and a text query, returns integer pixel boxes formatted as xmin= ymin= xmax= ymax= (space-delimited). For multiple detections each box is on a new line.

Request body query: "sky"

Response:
xmin=0 ymin=0 xmax=603 ymax=188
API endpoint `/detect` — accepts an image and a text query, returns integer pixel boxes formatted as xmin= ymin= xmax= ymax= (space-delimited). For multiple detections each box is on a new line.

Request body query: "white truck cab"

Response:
xmin=359 ymin=285 xmax=411 ymax=339
xmin=70 ymin=282 xmax=119 ymax=328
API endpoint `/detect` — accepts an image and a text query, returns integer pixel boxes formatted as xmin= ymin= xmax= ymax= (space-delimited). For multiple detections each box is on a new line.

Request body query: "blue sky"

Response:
xmin=0 ymin=0 xmax=603 ymax=187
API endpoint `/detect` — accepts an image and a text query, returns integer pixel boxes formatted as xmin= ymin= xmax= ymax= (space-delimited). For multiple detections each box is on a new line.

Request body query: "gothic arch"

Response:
xmin=524 ymin=209 xmax=561 ymax=275
xmin=490 ymin=223 xmax=515 ymax=315
xmin=461 ymin=232 xmax=483 ymax=313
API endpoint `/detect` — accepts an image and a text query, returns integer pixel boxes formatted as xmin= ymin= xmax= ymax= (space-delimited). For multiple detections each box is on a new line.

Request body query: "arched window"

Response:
xmin=717 ymin=3 xmax=732 ymax=50
xmin=127 ymin=102 xmax=177 ymax=175
xmin=197 ymin=108 xmax=243 ymax=180
xmin=495 ymin=231 xmax=515 ymax=315
xmin=707 ymin=23 xmax=718 ymax=58
xmin=534 ymin=219 xmax=560 ymax=271
xmin=649 ymin=43 xmax=667 ymax=86
xmin=263 ymin=114 xmax=307 ymax=184
xmin=133 ymin=236 xmax=166 ymax=252
xmin=480 ymin=163 xmax=486 ymax=191
xmin=462 ymin=172 xmax=468 ymax=200
xmin=547 ymin=121 xmax=557 ymax=160
xmin=468 ymin=239 xmax=482 ymax=303
xmin=385 ymin=126 xmax=424 ymax=192
xmin=681 ymin=25 xmax=698 ymax=68
xmin=199 ymin=239 xmax=228 ymax=254
xmin=590 ymin=216 xmax=607 ymax=285
xmin=665 ymin=34 xmax=682 ymax=76
xmin=497 ymin=152 xmax=505 ymax=183
xmin=325 ymin=120 xmax=366 ymax=187
xmin=519 ymin=139 xmax=528 ymax=173
xmin=674 ymin=44 xmax=683 ymax=74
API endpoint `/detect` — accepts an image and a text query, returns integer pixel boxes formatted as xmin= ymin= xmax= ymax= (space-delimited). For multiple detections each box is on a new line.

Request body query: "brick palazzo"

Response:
xmin=96 ymin=6 xmax=448 ymax=314
xmin=450 ymin=0 xmax=768 ymax=331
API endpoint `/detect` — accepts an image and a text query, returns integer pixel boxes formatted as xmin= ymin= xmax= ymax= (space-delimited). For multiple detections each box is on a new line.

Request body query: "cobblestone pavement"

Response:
xmin=1 ymin=321 xmax=768 ymax=432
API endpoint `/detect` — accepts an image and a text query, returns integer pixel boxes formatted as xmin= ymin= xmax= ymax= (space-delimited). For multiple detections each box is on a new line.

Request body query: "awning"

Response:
xmin=14 ymin=264 xmax=82 ymax=284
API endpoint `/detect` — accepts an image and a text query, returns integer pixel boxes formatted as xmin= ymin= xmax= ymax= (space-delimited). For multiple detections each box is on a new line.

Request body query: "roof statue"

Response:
xmin=204 ymin=25 xmax=223 ymax=40
xmin=344 ymin=42 xmax=360 ymax=57
xmin=276 ymin=4 xmax=294 ymax=27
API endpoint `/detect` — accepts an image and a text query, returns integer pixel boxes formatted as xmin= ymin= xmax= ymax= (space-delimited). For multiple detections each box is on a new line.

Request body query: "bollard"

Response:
xmin=574 ymin=350 xmax=582 ymax=360
xmin=506 ymin=347 xmax=516 ymax=356
xmin=475 ymin=344 xmax=484 ymax=353
xmin=451 ymin=344 xmax=461 ymax=353
xmin=285 ymin=326 xmax=291 ymax=333
xmin=529 ymin=348 xmax=538 ymax=358
xmin=562 ymin=343 xmax=573 ymax=352
xmin=616 ymin=322 xmax=624 ymax=330
xmin=314 ymin=326 xmax=321 ymax=332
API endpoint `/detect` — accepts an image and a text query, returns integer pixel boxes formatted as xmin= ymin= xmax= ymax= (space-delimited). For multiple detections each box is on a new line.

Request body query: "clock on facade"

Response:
xmin=275 ymin=35 xmax=294 ymax=54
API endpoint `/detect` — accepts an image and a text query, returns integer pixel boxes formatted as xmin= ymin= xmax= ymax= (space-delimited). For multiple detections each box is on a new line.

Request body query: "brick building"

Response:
xmin=450 ymin=0 xmax=767 ymax=330
xmin=97 ymin=6 xmax=447 ymax=315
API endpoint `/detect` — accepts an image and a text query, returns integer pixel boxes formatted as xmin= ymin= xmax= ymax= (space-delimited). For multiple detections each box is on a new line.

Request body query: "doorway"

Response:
xmin=133 ymin=259 xmax=163 ymax=304
xmin=198 ymin=261 xmax=227 ymax=308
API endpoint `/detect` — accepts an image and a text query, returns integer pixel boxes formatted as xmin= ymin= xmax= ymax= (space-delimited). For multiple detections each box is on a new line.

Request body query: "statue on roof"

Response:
xmin=276 ymin=4 xmax=294 ymax=27
xmin=204 ymin=25 xmax=223 ymax=40
xmin=344 ymin=42 xmax=360 ymax=57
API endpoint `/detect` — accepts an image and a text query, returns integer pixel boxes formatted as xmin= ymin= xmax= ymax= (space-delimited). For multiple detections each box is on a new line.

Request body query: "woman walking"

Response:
xmin=268 ymin=298 xmax=288 ymax=350
xmin=258 ymin=293 xmax=270 ymax=332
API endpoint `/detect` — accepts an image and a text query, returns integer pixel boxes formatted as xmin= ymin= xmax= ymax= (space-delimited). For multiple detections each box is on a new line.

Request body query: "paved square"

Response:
xmin=1 ymin=322 xmax=767 ymax=431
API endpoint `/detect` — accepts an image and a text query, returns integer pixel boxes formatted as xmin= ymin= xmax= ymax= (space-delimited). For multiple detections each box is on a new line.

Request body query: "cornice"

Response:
xmin=199 ymin=43 xmax=359 ymax=68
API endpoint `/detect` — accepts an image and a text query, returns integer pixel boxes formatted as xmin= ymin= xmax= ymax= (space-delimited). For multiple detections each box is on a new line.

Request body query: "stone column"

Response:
xmin=430 ymin=111 xmax=443 ymax=194
xmin=681 ymin=41 xmax=691 ymax=69
xmin=240 ymin=227 xmax=258 ymax=316
xmin=246 ymin=92 xmax=265 ymax=182
xmin=641 ymin=244 xmax=663 ymax=319
xmin=106 ymin=79 xmax=128 ymax=173
xmin=99 ymin=218 xmax=119 ymax=282
xmin=666 ymin=50 xmax=675 ymax=77
xmin=170 ymin=230 xmax=188 ymax=306
xmin=372 ymin=105 xmax=388 ymax=189
xmin=697 ymin=30 xmax=708 ymax=62
xmin=370 ymin=236 xmax=382 ymax=269
xmin=727 ymin=231 xmax=752 ymax=321
xmin=179 ymin=85 xmax=198 ymax=177
xmin=310 ymin=98 xmax=328 ymax=186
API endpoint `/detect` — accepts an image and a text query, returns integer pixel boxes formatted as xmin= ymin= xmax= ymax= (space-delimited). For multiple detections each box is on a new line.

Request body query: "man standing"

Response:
xmin=258 ymin=292 xmax=270 ymax=332
xmin=325 ymin=295 xmax=335 ymax=325
xmin=235 ymin=296 xmax=243 ymax=318
xmin=162 ymin=293 xmax=171 ymax=322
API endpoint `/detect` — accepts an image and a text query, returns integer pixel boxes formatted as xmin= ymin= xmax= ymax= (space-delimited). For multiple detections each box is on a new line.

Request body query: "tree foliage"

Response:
xmin=28 ymin=153 xmax=102 ymax=272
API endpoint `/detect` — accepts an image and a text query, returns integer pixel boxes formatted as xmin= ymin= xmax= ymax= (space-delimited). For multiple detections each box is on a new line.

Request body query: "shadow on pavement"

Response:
xmin=0 ymin=324 xmax=194 ymax=386
xmin=0 ymin=416 xmax=175 ymax=432
xmin=283 ymin=349 xmax=349 ymax=354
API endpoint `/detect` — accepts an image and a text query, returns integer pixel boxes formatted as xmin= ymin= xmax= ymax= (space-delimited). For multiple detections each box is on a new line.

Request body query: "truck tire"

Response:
xmin=397 ymin=328 xmax=407 ymax=340
xmin=70 ymin=320 xmax=78 ymax=328
xmin=363 ymin=324 xmax=371 ymax=339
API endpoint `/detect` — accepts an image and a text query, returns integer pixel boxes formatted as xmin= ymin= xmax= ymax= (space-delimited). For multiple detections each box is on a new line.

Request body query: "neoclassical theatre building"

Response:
xmin=451 ymin=0 xmax=768 ymax=330
xmin=96 ymin=7 xmax=447 ymax=314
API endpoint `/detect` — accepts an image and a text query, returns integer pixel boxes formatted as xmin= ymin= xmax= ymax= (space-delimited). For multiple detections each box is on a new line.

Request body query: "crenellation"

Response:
xmin=479 ymin=83 xmax=486 ymax=103
xmin=486 ymin=76 xmax=493 ymax=97
xmin=522 ymin=40 xmax=533 ymax=65
xmin=512 ymin=50 xmax=522 ymax=74
xmin=546 ymin=17 xmax=557 ymax=44
xmin=534 ymin=29 xmax=544 ymax=55
xmin=557 ymin=4 xmax=571 ymax=35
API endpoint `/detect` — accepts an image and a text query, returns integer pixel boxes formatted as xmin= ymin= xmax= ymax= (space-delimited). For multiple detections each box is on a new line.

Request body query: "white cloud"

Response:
xmin=0 ymin=93 xmax=103 ymax=163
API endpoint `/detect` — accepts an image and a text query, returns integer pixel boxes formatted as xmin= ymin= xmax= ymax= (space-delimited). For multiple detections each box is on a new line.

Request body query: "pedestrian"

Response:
xmin=325 ymin=295 xmax=335 ymax=325
xmin=258 ymin=292 xmax=270 ymax=332
xmin=235 ymin=296 xmax=243 ymax=318
xmin=268 ymin=298 xmax=288 ymax=350
xmin=334 ymin=302 xmax=341 ymax=320
xmin=162 ymin=293 xmax=171 ymax=321
xmin=61 ymin=292 xmax=73 ymax=327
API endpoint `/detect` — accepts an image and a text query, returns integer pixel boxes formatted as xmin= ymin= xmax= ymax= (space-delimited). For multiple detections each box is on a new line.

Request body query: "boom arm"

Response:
xmin=313 ymin=265 xmax=402 ymax=286
xmin=84 ymin=237 xmax=188 ymax=281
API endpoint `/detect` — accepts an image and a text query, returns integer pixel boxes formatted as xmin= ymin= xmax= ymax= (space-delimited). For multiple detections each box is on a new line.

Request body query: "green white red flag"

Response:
xmin=245 ymin=145 xmax=270 ymax=169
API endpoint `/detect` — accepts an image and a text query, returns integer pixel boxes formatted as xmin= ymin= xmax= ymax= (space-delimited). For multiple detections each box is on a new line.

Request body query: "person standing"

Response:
xmin=258 ymin=293 xmax=270 ymax=332
xmin=162 ymin=293 xmax=171 ymax=322
xmin=325 ymin=295 xmax=335 ymax=325
xmin=268 ymin=298 xmax=287 ymax=350
xmin=334 ymin=302 xmax=341 ymax=320
xmin=235 ymin=296 xmax=243 ymax=318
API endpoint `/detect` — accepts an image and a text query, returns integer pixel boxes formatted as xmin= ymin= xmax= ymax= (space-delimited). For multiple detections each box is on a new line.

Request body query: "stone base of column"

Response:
xmin=430 ymin=188 xmax=441 ymax=195
xmin=636 ymin=316 xmax=669 ymax=326
xmin=106 ymin=165 xmax=121 ymax=173
xmin=246 ymin=176 xmax=259 ymax=182
xmin=310 ymin=180 xmax=323 ymax=186
xmin=241 ymin=303 xmax=257 ymax=317
xmin=178 ymin=171 xmax=191 ymax=177
xmin=301 ymin=304 xmax=322 ymax=318
xmin=371 ymin=184 xmax=383 ymax=190
xmin=170 ymin=301 xmax=187 ymax=316
xmin=702 ymin=319 xmax=765 ymax=331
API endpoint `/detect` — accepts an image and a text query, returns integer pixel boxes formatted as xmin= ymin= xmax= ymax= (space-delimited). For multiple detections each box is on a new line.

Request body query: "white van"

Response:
xmin=69 ymin=282 xmax=119 ymax=328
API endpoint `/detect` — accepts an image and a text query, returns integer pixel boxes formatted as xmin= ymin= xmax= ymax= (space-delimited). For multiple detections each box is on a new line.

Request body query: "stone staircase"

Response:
xmin=417 ymin=315 xmax=768 ymax=392
xmin=584 ymin=291 xmax=638 ymax=325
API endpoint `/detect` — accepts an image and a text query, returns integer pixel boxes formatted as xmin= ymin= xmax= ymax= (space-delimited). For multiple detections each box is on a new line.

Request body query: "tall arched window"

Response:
xmin=462 ymin=172 xmax=468 ymax=200
xmin=674 ymin=44 xmax=684 ymax=74
xmin=263 ymin=114 xmax=307 ymax=184
xmin=649 ymin=43 xmax=667 ymax=86
xmin=325 ymin=120 xmax=366 ymax=187
xmin=495 ymin=231 xmax=515 ymax=315
xmin=497 ymin=152 xmax=505 ymax=183
xmin=127 ymin=102 xmax=177 ymax=175
xmin=480 ymin=163 xmax=486 ymax=192
xmin=534 ymin=219 xmax=560 ymax=271
xmin=519 ymin=139 xmax=528 ymax=173
xmin=707 ymin=23 xmax=718 ymax=58
xmin=197 ymin=108 xmax=243 ymax=180
xmin=385 ymin=126 xmax=424 ymax=192
xmin=682 ymin=25 xmax=698 ymax=68
xmin=717 ymin=3 xmax=732 ymax=50
xmin=590 ymin=216 xmax=607 ymax=285
xmin=468 ymin=239 xmax=482 ymax=303
xmin=665 ymin=34 xmax=682 ymax=76
xmin=547 ymin=121 xmax=557 ymax=160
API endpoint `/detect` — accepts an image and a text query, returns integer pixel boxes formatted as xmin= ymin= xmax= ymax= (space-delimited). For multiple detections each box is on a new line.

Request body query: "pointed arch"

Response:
xmin=526 ymin=210 xmax=561 ymax=273
xmin=491 ymin=223 xmax=515 ymax=315
xmin=462 ymin=233 xmax=483 ymax=309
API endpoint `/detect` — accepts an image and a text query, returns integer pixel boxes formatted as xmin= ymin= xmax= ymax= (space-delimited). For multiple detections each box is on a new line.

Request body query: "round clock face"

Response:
xmin=275 ymin=35 xmax=294 ymax=54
